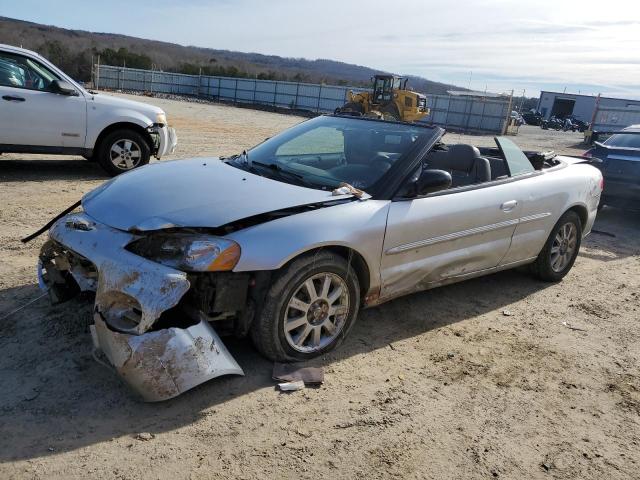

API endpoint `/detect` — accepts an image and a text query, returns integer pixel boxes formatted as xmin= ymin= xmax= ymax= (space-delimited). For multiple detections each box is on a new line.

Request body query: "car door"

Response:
xmin=380 ymin=179 xmax=524 ymax=301
xmin=0 ymin=50 xmax=86 ymax=148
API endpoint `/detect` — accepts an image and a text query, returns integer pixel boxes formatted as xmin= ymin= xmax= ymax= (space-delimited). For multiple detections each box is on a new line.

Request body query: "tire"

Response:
xmin=96 ymin=129 xmax=151 ymax=176
xmin=337 ymin=102 xmax=365 ymax=116
xmin=380 ymin=104 xmax=400 ymax=121
xmin=530 ymin=211 xmax=582 ymax=282
xmin=250 ymin=251 xmax=360 ymax=362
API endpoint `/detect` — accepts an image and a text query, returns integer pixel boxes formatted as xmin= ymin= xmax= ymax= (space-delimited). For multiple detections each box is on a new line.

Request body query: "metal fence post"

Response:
xmin=502 ymin=90 xmax=514 ymax=135
xmin=478 ymin=98 xmax=487 ymax=132
xmin=273 ymin=81 xmax=278 ymax=107
xmin=95 ymin=59 xmax=100 ymax=90
xmin=294 ymin=82 xmax=300 ymax=109
xmin=252 ymin=79 xmax=257 ymax=104
xmin=234 ymin=78 xmax=238 ymax=103
xmin=464 ymin=97 xmax=472 ymax=132
xmin=317 ymin=85 xmax=322 ymax=113
xmin=444 ymin=95 xmax=451 ymax=129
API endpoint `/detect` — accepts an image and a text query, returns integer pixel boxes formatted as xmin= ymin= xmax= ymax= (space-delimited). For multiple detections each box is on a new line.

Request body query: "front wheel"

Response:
xmin=251 ymin=251 xmax=360 ymax=362
xmin=530 ymin=211 xmax=582 ymax=282
xmin=97 ymin=129 xmax=151 ymax=176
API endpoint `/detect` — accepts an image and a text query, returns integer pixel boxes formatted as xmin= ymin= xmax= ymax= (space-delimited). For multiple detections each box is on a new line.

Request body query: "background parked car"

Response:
xmin=0 ymin=44 xmax=177 ymax=175
xmin=522 ymin=111 xmax=543 ymax=126
xmin=584 ymin=125 xmax=640 ymax=210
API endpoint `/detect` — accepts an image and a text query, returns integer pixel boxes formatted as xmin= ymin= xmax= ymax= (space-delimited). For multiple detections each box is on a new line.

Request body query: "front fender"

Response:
xmin=227 ymin=200 xmax=391 ymax=295
xmin=86 ymin=109 xmax=155 ymax=147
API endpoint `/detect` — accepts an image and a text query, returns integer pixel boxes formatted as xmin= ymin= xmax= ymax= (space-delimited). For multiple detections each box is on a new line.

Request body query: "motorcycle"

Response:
xmin=541 ymin=116 xmax=563 ymax=131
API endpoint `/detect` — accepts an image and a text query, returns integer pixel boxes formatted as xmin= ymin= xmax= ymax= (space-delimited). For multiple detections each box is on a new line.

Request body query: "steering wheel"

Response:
xmin=371 ymin=154 xmax=393 ymax=171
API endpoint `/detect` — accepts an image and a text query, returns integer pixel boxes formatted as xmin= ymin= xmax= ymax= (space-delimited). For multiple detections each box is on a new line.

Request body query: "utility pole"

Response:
xmin=518 ymin=89 xmax=526 ymax=112
xmin=96 ymin=54 xmax=101 ymax=90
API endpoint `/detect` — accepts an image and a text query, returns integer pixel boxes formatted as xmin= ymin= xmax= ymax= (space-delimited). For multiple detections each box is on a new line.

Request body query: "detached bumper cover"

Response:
xmin=92 ymin=314 xmax=243 ymax=402
xmin=39 ymin=212 xmax=243 ymax=401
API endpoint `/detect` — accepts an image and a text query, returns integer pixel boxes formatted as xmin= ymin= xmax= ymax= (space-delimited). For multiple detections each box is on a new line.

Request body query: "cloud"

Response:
xmin=5 ymin=0 xmax=640 ymax=98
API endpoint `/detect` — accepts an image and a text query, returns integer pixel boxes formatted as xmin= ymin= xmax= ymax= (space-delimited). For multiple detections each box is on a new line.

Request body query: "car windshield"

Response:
xmin=604 ymin=132 xmax=640 ymax=149
xmin=226 ymin=116 xmax=436 ymax=191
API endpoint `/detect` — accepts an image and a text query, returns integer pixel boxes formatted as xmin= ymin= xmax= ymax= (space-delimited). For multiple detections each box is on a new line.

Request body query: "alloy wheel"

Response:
xmin=110 ymin=139 xmax=142 ymax=170
xmin=550 ymin=222 xmax=577 ymax=272
xmin=283 ymin=272 xmax=350 ymax=353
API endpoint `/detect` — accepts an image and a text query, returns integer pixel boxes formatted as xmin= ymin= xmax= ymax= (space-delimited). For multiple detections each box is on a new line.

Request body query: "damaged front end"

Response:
xmin=38 ymin=212 xmax=246 ymax=401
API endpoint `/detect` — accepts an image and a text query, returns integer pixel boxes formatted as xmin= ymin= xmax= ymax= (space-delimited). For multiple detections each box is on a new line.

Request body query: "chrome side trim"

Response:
xmin=386 ymin=219 xmax=518 ymax=254
xmin=608 ymin=154 xmax=640 ymax=162
xmin=518 ymin=212 xmax=552 ymax=224
xmin=386 ymin=212 xmax=552 ymax=255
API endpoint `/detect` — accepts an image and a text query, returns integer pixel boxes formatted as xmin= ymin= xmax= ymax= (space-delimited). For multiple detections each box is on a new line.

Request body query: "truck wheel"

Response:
xmin=250 ymin=251 xmax=360 ymax=362
xmin=337 ymin=102 xmax=364 ymax=116
xmin=97 ymin=129 xmax=150 ymax=176
xmin=530 ymin=211 xmax=582 ymax=282
xmin=380 ymin=104 xmax=400 ymax=121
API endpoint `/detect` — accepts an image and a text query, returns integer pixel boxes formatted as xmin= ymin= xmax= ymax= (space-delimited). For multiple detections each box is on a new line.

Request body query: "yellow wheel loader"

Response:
xmin=336 ymin=74 xmax=429 ymax=122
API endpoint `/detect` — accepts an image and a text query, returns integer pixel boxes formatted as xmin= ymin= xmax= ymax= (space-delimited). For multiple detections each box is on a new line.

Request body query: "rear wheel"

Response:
xmin=97 ymin=129 xmax=150 ymax=176
xmin=250 ymin=251 xmax=360 ymax=362
xmin=530 ymin=211 xmax=582 ymax=282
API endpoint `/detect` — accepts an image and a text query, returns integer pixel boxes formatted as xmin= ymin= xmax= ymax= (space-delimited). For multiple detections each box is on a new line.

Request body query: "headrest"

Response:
xmin=446 ymin=144 xmax=481 ymax=171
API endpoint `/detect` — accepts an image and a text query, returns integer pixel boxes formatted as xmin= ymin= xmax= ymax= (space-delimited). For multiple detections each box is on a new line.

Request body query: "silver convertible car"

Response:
xmin=32 ymin=115 xmax=603 ymax=400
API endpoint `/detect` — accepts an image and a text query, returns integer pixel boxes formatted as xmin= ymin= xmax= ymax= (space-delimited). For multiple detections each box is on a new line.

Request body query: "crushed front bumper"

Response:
xmin=152 ymin=124 xmax=178 ymax=159
xmin=38 ymin=211 xmax=243 ymax=401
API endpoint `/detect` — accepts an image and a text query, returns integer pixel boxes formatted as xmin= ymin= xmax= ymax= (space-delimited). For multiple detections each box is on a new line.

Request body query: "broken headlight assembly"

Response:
xmin=155 ymin=112 xmax=167 ymax=126
xmin=127 ymin=234 xmax=240 ymax=272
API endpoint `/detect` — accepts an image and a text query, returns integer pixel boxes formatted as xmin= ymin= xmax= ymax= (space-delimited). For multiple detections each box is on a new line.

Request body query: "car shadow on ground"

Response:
xmin=0 ymin=269 xmax=553 ymax=462
xmin=0 ymin=207 xmax=638 ymax=462
xmin=0 ymin=157 xmax=108 ymax=182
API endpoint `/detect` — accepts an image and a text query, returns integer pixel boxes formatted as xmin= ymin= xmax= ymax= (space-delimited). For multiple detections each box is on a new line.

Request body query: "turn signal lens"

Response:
xmin=206 ymin=242 xmax=241 ymax=271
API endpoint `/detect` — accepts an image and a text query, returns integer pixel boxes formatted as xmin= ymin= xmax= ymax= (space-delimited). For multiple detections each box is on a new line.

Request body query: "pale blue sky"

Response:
xmin=2 ymin=0 xmax=639 ymax=98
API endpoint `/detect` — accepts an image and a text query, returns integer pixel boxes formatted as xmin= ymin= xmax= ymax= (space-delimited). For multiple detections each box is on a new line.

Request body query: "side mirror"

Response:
xmin=408 ymin=169 xmax=452 ymax=197
xmin=49 ymin=79 xmax=78 ymax=96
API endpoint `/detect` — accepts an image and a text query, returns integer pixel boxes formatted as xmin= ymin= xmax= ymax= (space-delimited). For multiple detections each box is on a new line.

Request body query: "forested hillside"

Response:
xmin=0 ymin=16 xmax=462 ymax=94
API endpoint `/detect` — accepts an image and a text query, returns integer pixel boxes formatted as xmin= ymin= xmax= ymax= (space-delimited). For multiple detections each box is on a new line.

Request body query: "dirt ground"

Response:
xmin=1 ymin=93 xmax=638 ymax=480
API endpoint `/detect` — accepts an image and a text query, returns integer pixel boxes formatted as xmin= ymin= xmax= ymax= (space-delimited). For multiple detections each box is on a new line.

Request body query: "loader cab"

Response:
xmin=372 ymin=75 xmax=407 ymax=104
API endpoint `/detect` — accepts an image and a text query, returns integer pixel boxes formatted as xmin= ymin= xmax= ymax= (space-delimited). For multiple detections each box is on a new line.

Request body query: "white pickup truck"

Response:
xmin=0 ymin=44 xmax=177 ymax=176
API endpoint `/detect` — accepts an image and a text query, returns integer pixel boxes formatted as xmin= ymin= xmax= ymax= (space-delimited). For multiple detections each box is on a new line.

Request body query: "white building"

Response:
xmin=536 ymin=91 xmax=640 ymax=122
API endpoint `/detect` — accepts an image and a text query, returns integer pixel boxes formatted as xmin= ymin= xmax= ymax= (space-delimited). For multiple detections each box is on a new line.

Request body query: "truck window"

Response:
xmin=0 ymin=51 xmax=59 ymax=91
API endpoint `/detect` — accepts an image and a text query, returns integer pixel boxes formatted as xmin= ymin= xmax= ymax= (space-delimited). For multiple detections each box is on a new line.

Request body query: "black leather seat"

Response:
xmin=425 ymin=144 xmax=491 ymax=186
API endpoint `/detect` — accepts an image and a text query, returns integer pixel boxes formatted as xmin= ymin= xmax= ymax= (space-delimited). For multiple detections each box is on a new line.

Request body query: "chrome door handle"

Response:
xmin=500 ymin=200 xmax=518 ymax=212
xmin=2 ymin=95 xmax=25 ymax=102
